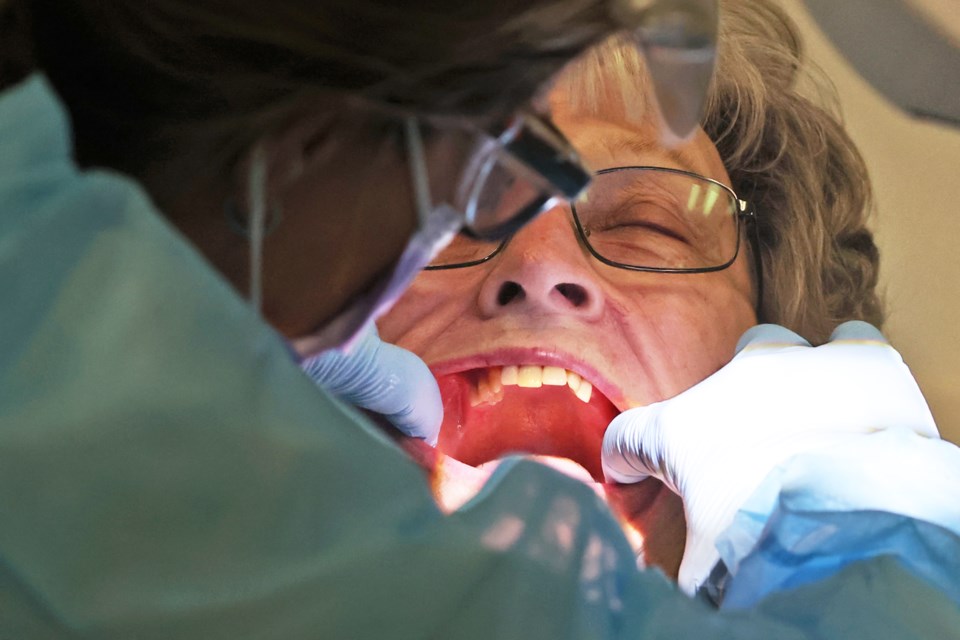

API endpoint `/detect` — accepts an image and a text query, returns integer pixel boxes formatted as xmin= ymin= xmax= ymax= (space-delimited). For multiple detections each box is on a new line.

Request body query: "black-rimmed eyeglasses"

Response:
xmin=426 ymin=166 xmax=763 ymax=306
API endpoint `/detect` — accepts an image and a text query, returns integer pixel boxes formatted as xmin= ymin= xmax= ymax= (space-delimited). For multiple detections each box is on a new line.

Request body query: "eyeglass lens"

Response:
xmin=576 ymin=168 xmax=740 ymax=270
xmin=428 ymin=167 xmax=741 ymax=271
xmin=443 ymin=113 xmax=589 ymax=242
xmin=458 ymin=149 xmax=556 ymax=240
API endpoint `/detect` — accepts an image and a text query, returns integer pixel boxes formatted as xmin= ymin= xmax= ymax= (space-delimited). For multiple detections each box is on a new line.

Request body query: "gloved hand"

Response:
xmin=601 ymin=321 xmax=939 ymax=595
xmin=300 ymin=323 xmax=442 ymax=445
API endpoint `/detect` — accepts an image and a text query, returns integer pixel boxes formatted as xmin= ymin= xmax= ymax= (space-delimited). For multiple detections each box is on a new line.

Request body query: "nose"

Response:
xmin=477 ymin=207 xmax=604 ymax=320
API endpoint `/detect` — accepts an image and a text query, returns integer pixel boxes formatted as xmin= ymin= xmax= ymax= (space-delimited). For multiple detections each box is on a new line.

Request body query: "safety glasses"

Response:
xmin=429 ymin=111 xmax=591 ymax=241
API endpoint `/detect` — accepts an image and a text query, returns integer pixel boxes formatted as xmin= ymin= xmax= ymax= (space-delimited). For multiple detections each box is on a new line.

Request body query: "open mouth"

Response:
xmin=433 ymin=364 xmax=619 ymax=481
xmin=411 ymin=359 xmax=687 ymax=577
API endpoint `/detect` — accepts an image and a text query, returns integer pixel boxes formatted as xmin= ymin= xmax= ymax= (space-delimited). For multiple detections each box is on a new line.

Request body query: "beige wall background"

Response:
xmin=777 ymin=1 xmax=960 ymax=443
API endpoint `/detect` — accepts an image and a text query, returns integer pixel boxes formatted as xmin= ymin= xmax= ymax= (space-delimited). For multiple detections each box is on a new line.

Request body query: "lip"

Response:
xmin=429 ymin=347 xmax=627 ymax=411
xmin=401 ymin=436 xmax=678 ymax=571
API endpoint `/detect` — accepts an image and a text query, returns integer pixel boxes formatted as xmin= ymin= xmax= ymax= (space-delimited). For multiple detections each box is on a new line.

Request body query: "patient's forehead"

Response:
xmin=548 ymin=78 xmax=728 ymax=184
xmin=546 ymin=38 xmax=655 ymax=123
xmin=548 ymin=71 xmax=651 ymax=130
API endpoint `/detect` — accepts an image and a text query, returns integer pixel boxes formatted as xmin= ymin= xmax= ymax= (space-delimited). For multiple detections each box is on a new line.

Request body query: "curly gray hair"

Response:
xmin=552 ymin=0 xmax=882 ymax=344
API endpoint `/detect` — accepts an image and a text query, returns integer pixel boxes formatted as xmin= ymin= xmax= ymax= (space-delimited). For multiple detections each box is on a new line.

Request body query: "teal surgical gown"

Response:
xmin=2 ymin=74 xmax=959 ymax=639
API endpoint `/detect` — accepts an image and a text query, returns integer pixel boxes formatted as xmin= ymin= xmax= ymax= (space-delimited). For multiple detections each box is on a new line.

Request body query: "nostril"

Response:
xmin=497 ymin=281 xmax=525 ymax=306
xmin=555 ymin=283 xmax=588 ymax=307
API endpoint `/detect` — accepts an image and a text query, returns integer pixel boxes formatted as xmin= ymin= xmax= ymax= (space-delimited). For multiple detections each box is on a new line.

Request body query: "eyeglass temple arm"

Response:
xmin=740 ymin=201 xmax=765 ymax=321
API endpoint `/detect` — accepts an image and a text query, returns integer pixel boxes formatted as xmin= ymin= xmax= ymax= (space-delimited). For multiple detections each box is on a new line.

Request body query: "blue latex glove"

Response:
xmin=718 ymin=427 xmax=960 ymax=609
xmin=300 ymin=324 xmax=442 ymax=445
xmin=601 ymin=321 xmax=939 ymax=595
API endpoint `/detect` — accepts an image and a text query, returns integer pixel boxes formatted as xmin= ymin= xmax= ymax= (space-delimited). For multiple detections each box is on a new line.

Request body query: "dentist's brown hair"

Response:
xmin=1 ymin=0 xmax=638 ymax=208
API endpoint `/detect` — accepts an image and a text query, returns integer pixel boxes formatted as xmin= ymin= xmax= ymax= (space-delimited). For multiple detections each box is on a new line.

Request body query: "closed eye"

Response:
xmin=584 ymin=204 xmax=692 ymax=244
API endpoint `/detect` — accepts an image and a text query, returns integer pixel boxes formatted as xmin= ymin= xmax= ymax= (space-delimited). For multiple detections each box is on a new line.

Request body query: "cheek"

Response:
xmin=611 ymin=271 xmax=756 ymax=402
xmin=378 ymin=270 xmax=485 ymax=352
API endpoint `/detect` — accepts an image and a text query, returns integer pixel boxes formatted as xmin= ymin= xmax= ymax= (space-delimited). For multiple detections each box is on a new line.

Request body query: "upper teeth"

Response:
xmin=469 ymin=366 xmax=593 ymax=407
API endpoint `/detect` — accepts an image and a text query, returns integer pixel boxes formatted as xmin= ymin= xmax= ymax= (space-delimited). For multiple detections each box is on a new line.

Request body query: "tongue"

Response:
xmin=434 ymin=370 xmax=619 ymax=481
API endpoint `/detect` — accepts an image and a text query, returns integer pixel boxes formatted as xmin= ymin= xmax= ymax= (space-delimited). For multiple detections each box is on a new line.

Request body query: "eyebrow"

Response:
xmin=606 ymin=135 xmax=701 ymax=175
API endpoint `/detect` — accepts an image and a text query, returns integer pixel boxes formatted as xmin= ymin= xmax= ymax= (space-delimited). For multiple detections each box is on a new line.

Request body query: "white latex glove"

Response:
xmin=601 ymin=321 xmax=939 ymax=595
xmin=300 ymin=324 xmax=442 ymax=445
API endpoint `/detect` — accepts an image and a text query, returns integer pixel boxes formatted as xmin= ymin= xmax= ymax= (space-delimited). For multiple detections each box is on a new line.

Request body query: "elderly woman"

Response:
xmin=379 ymin=0 xmax=960 ymax=613
xmin=2 ymin=0 xmax=958 ymax=636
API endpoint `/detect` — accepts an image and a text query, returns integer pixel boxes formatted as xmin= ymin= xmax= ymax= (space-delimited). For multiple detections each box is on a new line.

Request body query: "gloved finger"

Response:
xmin=301 ymin=326 xmax=442 ymax=444
xmin=678 ymin=535 xmax=723 ymax=597
xmin=601 ymin=405 xmax=662 ymax=485
xmin=371 ymin=340 xmax=443 ymax=445
xmin=829 ymin=320 xmax=888 ymax=344
xmin=734 ymin=323 xmax=811 ymax=356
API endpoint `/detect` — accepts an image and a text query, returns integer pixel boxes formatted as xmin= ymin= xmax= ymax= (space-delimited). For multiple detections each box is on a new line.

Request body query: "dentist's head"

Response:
xmin=3 ymin=0 xmax=647 ymax=345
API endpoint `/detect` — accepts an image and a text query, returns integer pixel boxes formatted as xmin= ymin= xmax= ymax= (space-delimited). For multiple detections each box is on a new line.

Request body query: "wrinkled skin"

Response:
xmin=379 ymin=88 xmax=758 ymax=577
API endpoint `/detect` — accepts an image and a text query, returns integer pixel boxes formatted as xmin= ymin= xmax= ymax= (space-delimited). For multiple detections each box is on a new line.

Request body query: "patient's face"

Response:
xmin=379 ymin=87 xmax=757 ymax=574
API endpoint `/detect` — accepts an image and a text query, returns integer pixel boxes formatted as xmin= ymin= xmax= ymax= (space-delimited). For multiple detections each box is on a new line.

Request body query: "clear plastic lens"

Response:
xmin=430 ymin=149 xmax=554 ymax=267
xmin=575 ymin=168 xmax=740 ymax=270
xmin=428 ymin=232 xmax=502 ymax=268
xmin=459 ymin=151 xmax=553 ymax=237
